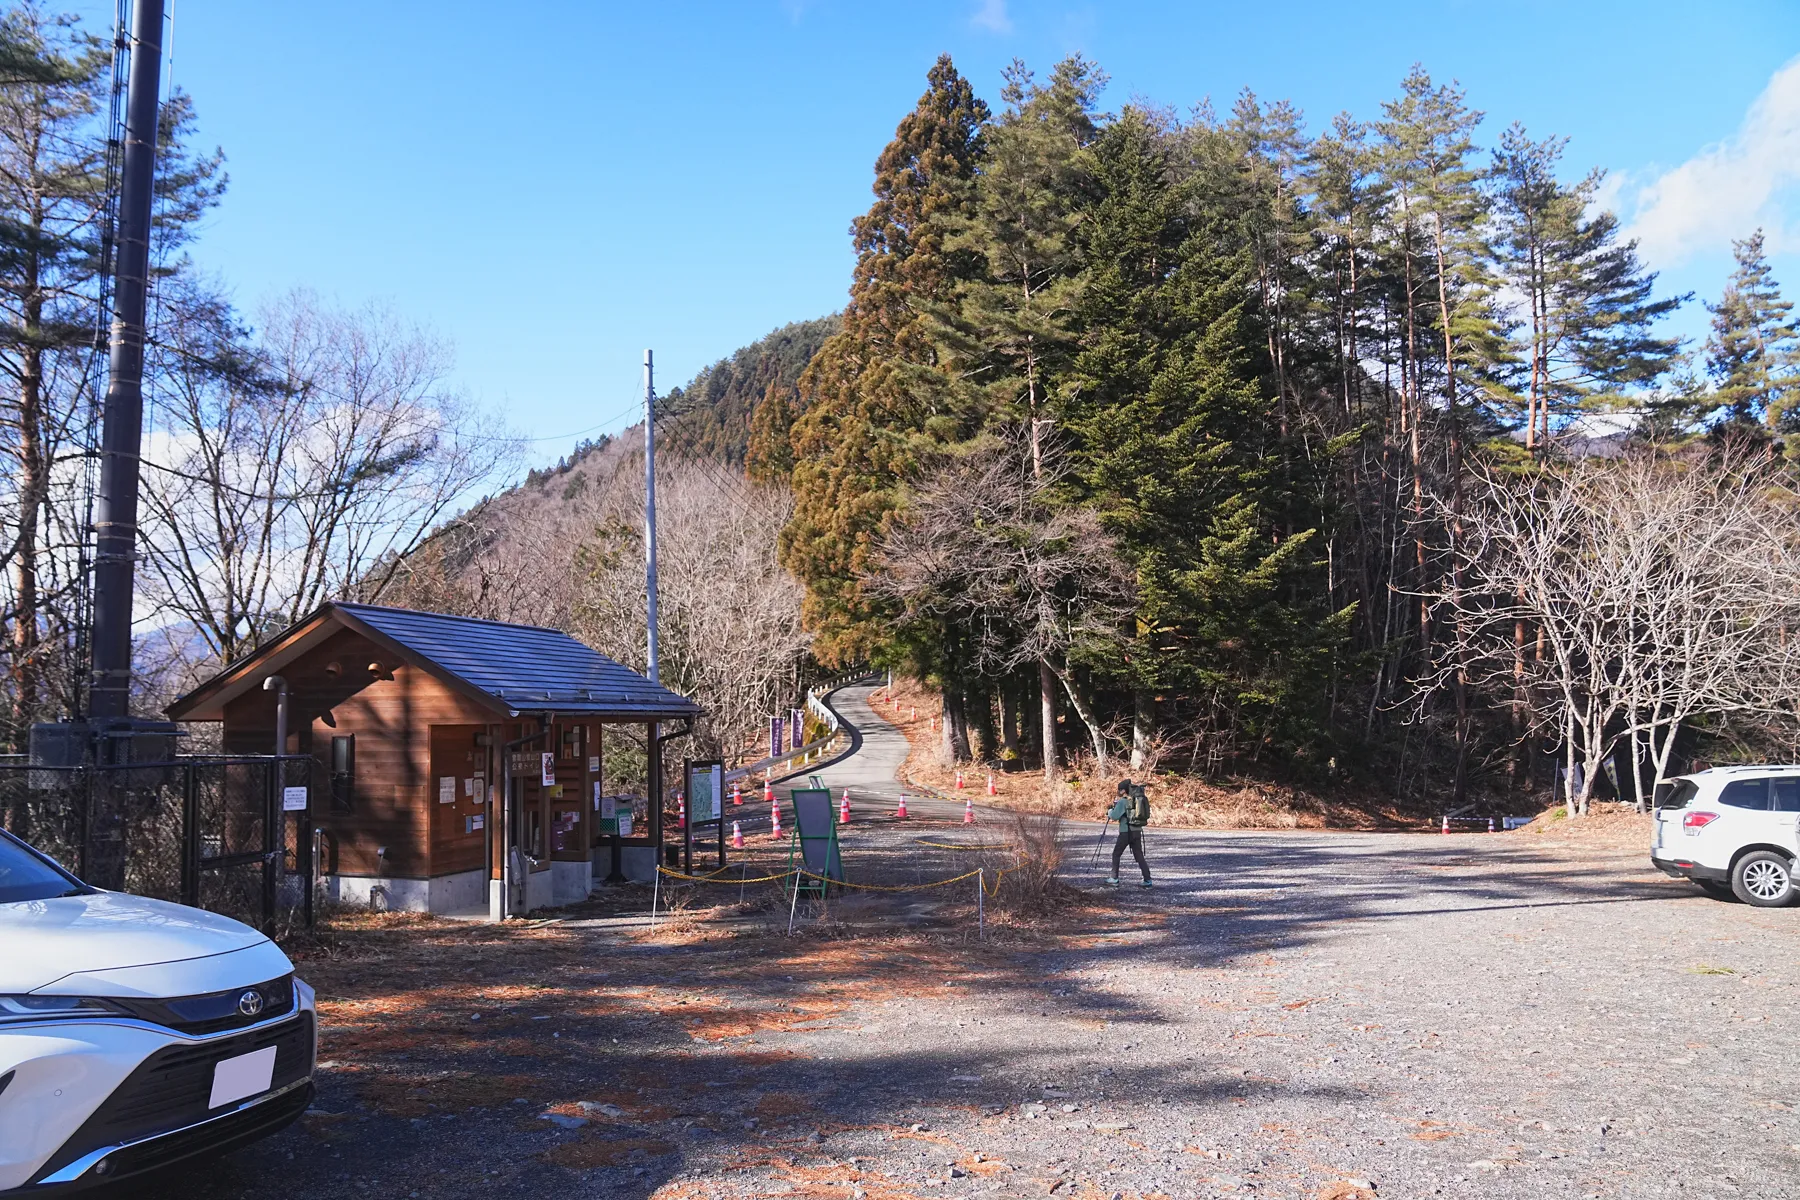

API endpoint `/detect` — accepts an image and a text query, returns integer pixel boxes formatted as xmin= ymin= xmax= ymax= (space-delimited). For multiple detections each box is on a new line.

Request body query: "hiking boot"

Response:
xmin=1104 ymin=875 xmax=1120 ymax=887
xmin=1139 ymin=878 xmax=1154 ymax=889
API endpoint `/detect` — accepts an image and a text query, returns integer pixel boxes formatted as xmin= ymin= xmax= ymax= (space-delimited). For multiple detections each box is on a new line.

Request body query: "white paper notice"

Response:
xmin=281 ymin=786 xmax=308 ymax=812
xmin=463 ymin=778 xmax=475 ymax=797
xmin=617 ymin=812 xmax=632 ymax=838
xmin=588 ymin=755 xmax=600 ymax=772
xmin=209 ymin=1045 xmax=277 ymax=1109
xmin=438 ymin=776 xmax=455 ymax=804
xmin=601 ymin=795 xmax=616 ymax=819
xmin=541 ymin=752 xmax=556 ymax=786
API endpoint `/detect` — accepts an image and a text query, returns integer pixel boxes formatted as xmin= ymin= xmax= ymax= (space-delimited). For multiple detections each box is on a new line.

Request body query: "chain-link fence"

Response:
xmin=0 ymin=753 xmax=316 ymax=931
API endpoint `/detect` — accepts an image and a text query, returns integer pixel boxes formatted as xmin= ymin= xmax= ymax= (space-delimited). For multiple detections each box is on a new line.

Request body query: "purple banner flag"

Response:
xmin=770 ymin=716 xmax=783 ymax=758
xmin=790 ymin=708 xmax=804 ymax=752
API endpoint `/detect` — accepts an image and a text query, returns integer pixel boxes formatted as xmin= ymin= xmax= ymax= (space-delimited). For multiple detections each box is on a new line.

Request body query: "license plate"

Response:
xmin=208 ymin=1046 xmax=277 ymax=1109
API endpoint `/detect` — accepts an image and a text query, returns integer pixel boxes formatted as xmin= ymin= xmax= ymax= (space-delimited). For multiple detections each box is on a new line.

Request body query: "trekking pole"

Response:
xmin=1088 ymin=818 xmax=1112 ymax=869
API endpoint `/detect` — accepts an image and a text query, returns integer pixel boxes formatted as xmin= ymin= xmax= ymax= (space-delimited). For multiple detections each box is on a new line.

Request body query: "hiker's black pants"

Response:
xmin=1112 ymin=827 xmax=1149 ymax=880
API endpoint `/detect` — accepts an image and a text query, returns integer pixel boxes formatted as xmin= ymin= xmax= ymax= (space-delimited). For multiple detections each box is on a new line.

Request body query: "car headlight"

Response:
xmin=0 ymin=995 xmax=126 ymax=1022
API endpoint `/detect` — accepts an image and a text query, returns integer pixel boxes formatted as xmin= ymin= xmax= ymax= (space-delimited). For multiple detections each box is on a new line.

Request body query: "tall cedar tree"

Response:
xmin=920 ymin=54 xmax=1103 ymax=773
xmin=1704 ymin=230 xmax=1798 ymax=436
xmin=1062 ymin=108 xmax=1353 ymax=762
xmin=780 ymin=55 xmax=987 ymax=668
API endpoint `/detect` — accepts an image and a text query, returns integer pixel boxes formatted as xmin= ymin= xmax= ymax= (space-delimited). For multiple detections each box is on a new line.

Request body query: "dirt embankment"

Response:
xmin=872 ymin=676 xmax=1430 ymax=831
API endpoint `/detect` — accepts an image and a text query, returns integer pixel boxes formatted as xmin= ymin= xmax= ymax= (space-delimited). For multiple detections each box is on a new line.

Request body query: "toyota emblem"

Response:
xmin=237 ymin=990 xmax=265 ymax=1017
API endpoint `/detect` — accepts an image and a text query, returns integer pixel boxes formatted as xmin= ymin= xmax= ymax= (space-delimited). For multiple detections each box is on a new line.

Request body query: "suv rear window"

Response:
xmin=0 ymin=833 xmax=85 ymax=903
xmin=1773 ymin=778 xmax=1800 ymax=812
xmin=1719 ymin=778 xmax=1771 ymax=810
xmin=1656 ymin=780 xmax=1699 ymax=809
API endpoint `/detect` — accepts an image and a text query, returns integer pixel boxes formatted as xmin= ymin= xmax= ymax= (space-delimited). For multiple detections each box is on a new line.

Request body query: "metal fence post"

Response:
xmin=262 ymin=759 xmax=278 ymax=931
xmin=181 ymin=763 xmax=200 ymax=907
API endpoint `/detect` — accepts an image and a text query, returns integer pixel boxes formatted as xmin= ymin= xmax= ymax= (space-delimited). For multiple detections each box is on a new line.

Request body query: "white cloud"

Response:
xmin=971 ymin=0 xmax=1012 ymax=34
xmin=1626 ymin=55 xmax=1800 ymax=265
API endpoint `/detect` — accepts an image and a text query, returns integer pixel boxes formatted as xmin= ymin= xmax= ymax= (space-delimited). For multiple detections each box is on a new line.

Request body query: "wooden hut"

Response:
xmin=166 ymin=602 xmax=700 ymax=918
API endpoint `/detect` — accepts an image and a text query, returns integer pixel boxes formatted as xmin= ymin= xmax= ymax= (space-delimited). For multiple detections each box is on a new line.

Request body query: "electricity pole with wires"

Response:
xmin=644 ymin=348 xmax=660 ymax=685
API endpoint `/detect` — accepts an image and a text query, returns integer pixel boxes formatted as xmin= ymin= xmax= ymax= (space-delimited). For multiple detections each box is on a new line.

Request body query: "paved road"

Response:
xmin=736 ymin=682 xmax=992 ymax=830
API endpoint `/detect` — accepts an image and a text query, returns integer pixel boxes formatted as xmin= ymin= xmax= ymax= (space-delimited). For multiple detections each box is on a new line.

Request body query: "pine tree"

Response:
xmin=1704 ymin=230 xmax=1798 ymax=434
xmin=1493 ymin=124 xmax=1682 ymax=447
xmin=780 ymin=55 xmax=988 ymax=666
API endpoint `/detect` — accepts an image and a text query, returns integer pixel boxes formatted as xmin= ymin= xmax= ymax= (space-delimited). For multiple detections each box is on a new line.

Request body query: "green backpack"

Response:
xmin=1128 ymin=783 xmax=1150 ymax=828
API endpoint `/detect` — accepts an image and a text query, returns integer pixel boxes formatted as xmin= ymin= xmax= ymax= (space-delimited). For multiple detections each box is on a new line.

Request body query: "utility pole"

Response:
xmin=644 ymin=349 xmax=660 ymax=685
xmin=61 ymin=0 xmax=169 ymax=890
xmin=88 ymin=0 xmax=164 ymax=725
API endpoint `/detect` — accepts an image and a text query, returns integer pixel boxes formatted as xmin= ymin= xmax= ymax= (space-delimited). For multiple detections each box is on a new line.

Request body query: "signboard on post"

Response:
xmin=683 ymin=759 xmax=726 ymax=873
xmin=540 ymin=752 xmax=556 ymax=787
xmin=687 ymin=761 xmax=723 ymax=825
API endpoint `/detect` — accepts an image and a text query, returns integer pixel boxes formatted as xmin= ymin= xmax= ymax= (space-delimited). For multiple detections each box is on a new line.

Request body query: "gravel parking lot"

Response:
xmin=138 ymin=811 xmax=1798 ymax=1200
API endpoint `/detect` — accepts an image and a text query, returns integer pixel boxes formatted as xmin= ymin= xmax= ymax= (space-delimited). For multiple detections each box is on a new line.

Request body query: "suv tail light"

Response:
xmin=1683 ymin=811 xmax=1720 ymax=833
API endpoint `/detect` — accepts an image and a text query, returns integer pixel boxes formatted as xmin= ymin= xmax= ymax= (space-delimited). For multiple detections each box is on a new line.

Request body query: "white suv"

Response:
xmin=0 ymin=829 xmax=315 ymax=1192
xmin=1651 ymin=766 xmax=1800 ymax=907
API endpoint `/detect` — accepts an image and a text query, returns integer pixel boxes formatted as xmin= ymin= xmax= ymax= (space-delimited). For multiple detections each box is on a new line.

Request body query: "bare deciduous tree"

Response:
xmin=1437 ymin=450 xmax=1800 ymax=814
xmin=870 ymin=430 xmax=1135 ymax=772
xmin=138 ymin=289 xmax=513 ymax=668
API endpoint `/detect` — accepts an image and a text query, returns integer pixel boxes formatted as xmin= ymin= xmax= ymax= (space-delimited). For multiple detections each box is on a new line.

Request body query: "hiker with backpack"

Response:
xmin=1105 ymin=779 xmax=1153 ymax=888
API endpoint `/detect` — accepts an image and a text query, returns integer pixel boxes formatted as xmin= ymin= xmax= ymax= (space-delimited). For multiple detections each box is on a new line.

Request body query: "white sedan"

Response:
xmin=0 ymin=829 xmax=315 ymax=1192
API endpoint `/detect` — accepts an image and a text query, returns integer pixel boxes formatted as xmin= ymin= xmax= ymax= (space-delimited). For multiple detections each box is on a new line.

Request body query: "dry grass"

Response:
xmin=1508 ymin=800 xmax=1653 ymax=852
xmin=876 ymin=676 xmax=1420 ymax=831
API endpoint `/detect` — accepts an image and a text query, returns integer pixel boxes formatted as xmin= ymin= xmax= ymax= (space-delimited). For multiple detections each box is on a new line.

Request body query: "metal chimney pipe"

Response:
xmin=263 ymin=675 xmax=289 ymax=756
xmin=88 ymin=0 xmax=165 ymax=722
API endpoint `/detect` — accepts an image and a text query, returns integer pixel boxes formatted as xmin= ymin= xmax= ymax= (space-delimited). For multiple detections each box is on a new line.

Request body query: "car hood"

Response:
xmin=0 ymin=890 xmax=273 ymax=994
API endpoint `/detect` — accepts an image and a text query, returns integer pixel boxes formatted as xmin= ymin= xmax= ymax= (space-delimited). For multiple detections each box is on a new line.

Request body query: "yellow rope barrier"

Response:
xmin=655 ymin=858 xmax=1023 ymax=894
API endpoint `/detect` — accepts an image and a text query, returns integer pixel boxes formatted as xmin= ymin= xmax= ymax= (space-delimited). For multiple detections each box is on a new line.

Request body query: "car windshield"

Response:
xmin=1655 ymin=779 xmax=1699 ymax=810
xmin=0 ymin=835 xmax=86 ymax=903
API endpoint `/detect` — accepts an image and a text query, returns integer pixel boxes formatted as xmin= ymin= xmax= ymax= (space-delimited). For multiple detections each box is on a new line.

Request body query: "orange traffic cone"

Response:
xmin=986 ymin=773 xmax=996 ymax=796
xmin=910 ymin=706 xmax=916 ymax=720
xmin=840 ymin=790 xmax=851 ymax=825
xmin=763 ymin=779 xmax=773 ymax=804
xmin=731 ymin=821 xmax=744 ymax=849
xmin=771 ymin=799 xmax=783 ymax=839
xmin=962 ymin=796 xmax=975 ymax=825
xmin=895 ymin=793 xmax=909 ymax=819
xmin=732 ymin=784 xmax=742 ymax=806
xmin=955 ymin=770 xmax=965 ymax=790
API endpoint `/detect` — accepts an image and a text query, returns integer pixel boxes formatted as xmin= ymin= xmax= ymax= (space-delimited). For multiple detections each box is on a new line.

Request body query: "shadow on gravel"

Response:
xmin=123 ymin=911 xmax=1373 ymax=1200
xmin=1050 ymin=830 xmax=1689 ymax=974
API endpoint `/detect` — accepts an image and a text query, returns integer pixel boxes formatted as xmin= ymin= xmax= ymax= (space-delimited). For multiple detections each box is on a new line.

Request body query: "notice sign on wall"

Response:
xmin=541 ymin=752 xmax=556 ymax=786
xmin=465 ymin=814 xmax=484 ymax=833
xmin=438 ymin=776 xmax=455 ymax=804
xmin=281 ymin=786 xmax=308 ymax=812
xmin=588 ymin=755 xmax=600 ymax=773
xmin=617 ymin=811 xmax=632 ymax=838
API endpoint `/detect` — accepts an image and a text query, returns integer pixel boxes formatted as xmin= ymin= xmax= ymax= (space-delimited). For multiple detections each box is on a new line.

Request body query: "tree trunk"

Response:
xmin=1047 ymin=661 xmax=1108 ymax=774
xmin=1038 ymin=658 xmax=1058 ymax=780
xmin=968 ymin=687 xmax=996 ymax=765
xmin=1130 ymin=691 xmax=1156 ymax=772
xmin=997 ymin=683 xmax=1020 ymax=767
xmin=940 ymin=687 xmax=971 ymax=766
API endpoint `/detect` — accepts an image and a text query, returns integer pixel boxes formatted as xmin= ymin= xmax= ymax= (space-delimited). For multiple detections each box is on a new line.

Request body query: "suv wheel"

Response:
xmin=1731 ymin=851 xmax=1797 ymax=907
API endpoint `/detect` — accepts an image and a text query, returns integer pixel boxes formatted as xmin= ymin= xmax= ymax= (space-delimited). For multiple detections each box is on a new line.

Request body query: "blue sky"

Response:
xmin=70 ymin=0 xmax=1800 ymax=462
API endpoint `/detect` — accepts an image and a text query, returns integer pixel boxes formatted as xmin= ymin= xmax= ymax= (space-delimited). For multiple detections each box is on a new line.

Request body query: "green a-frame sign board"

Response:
xmin=785 ymin=782 xmax=844 ymax=900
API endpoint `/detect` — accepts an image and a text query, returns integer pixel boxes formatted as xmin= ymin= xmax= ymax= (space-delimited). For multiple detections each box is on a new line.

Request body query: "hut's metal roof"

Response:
xmin=167 ymin=601 xmax=700 ymax=721
xmin=335 ymin=603 xmax=698 ymax=717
